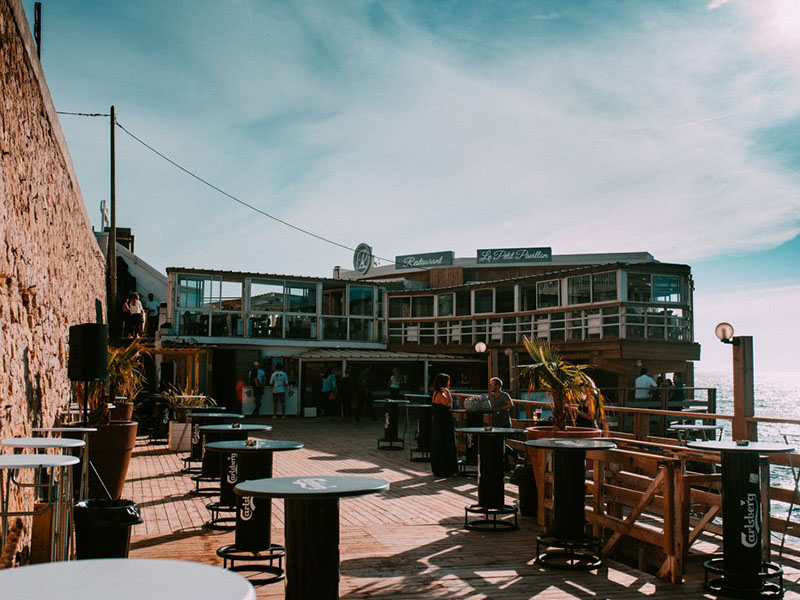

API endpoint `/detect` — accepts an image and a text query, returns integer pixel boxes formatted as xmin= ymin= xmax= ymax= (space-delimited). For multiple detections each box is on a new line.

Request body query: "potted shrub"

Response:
xmin=163 ymin=384 xmax=216 ymax=452
xmin=70 ymin=342 xmax=144 ymax=500
xmin=520 ymin=336 xmax=607 ymax=440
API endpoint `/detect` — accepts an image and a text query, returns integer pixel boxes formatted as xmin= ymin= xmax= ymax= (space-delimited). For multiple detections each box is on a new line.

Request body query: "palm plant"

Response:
xmin=521 ymin=336 xmax=607 ymax=432
xmin=162 ymin=383 xmax=216 ymax=423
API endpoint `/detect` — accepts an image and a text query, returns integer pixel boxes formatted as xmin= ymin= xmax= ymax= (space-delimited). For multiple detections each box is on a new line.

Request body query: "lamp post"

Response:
xmin=715 ymin=322 xmax=757 ymax=442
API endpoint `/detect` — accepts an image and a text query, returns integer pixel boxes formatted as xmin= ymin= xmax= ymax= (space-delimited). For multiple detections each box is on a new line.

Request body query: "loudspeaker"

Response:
xmin=68 ymin=323 xmax=109 ymax=381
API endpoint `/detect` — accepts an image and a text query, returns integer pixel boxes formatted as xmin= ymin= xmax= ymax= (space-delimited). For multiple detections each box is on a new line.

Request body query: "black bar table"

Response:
xmin=525 ymin=438 xmax=616 ymax=569
xmin=192 ymin=424 xmax=272 ymax=497
xmin=456 ymin=427 xmax=525 ymax=531
xmin=183 ymin=412 xmax=243 ymax=473
xmin=453 ymin=408 xmax=495 ymax=474
xmin=235 ymin=475 xmax=389 ymax=600
xmin=213 ymin=439 xmax=304 ymax=583
xmin=687 ymin=440 xmax=793 ymax=599
xmin=405 ymin=402 xmax=432 ymax=462
xmin=374 ymin=399 xmax=409 ymax=450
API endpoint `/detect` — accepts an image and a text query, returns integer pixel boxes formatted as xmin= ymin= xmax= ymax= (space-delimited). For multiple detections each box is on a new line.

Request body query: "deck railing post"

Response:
xmin=732 ymin=336 xmax=757 ymax=441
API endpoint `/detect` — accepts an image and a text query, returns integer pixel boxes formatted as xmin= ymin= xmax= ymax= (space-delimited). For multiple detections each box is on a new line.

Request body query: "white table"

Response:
xmin=0 ymin=558 xmax=256 ymax=600
xmin=0 ymin=454 xmax=79 ymax=562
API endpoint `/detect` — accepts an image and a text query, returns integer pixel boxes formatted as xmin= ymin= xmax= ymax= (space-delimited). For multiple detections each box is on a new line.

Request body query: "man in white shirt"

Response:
xmin=144 ymin=293 xmax=159 ymax=337
xmin=269 ymin=363 xmax=290 ymax=419
xmin=634 ymin=367 xmax=658 ymax=400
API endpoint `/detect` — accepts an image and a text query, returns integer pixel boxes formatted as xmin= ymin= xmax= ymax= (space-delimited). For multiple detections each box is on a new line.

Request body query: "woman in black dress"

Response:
xmin=430 ymin=373 xmax=458 ymax=477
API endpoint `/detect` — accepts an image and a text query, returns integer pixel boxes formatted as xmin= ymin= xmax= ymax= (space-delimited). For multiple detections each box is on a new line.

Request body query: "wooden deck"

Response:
xmin=125 ymin=417 xmax=800 ymax=598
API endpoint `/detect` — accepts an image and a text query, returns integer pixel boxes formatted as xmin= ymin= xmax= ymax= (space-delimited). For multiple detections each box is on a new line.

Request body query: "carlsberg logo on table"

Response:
xmin=477 ymin=247 xmax=552 ymax=264
xmin=395 ymin=251 xmax=454 ymax=270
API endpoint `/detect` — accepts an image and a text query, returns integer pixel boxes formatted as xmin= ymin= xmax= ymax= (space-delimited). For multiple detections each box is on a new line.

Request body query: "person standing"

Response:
xmin=634 ymin=367 xmax=658 ymax=400
xmin=389 ymin=368 xmax=402 ymax=400
xmin=249 ymin=361 xmax=265 ymax=417
xmin=126 ymin=293 xmax=145 ymax=338
xmin=144 ymin=293 xmax=159 ymax=337
xmin=488 ymin=377 xmax=513 ymax=428
xmin=339 ymin=367 xmax=357 ymax=419
xmin=672 ymin=372 xmax=686 ymax=404
xmin=430 ymin=373 xmax=458 ymax=478
xmin=320 ymin=367 xmax=338 ymax=418
xmin=355 ymin=368 xmax=375 ymax=422
xmin=269 ymin=363 xmax=289 ymax=419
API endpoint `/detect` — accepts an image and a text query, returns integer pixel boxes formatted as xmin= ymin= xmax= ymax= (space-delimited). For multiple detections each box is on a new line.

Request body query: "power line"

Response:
xmin=56 ymin=110 xmax=110 ymax=117
xmin=113 ymin=118 xmax=398 ymax=266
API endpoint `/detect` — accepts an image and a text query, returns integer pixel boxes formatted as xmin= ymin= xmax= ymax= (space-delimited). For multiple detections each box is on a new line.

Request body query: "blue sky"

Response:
xmin=21 ymin=0 xmax=800 ymax=371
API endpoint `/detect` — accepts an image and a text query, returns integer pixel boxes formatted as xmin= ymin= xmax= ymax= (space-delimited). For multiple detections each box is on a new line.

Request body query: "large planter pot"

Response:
xmin=110 ymin=401 xmax=134 ymax=421
xmin=86 ymin=421 xmax=138 ymax=500
xmin=168 ymin=421 xmax=192 ymax=452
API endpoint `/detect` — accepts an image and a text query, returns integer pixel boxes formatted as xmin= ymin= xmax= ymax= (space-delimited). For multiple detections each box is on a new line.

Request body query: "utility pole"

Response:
xmin=34 ymin=3 xmax=41 ymax=59
xmin=108 ymin=106 xmax=117 ymax=336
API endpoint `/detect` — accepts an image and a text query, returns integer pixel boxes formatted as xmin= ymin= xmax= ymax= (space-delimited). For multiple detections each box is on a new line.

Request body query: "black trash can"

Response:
xmin=74 ymin=499 xmax=143 ymax=559
xmin=510 ymin=465 xmax=537 ymax=516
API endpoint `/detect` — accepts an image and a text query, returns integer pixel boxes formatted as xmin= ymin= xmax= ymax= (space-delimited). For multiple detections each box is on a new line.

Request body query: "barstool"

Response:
xmin=0 ymin=454 xmax=80 ymax=562
xmin=183 ymin=412 xmax=243 ymax=474
xmin=32 ymin=427 xmax=97 ymax=501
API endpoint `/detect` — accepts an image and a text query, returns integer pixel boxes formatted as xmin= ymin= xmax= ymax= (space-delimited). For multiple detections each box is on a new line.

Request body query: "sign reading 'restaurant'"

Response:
xmin=476 ymin=247 xmax=552 ymax=264
xmin=395 ymin=251 xmax=454 ymax=270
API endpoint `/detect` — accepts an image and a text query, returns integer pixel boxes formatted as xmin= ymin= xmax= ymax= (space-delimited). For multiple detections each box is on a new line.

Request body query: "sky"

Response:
xmin=20 ymin=0 xmax=800 ymax=372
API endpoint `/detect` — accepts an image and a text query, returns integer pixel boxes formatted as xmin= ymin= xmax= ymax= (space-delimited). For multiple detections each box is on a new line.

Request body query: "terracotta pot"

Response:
xmin=110 ymin=401 xmax=134 ymax=421
xmin=86 ymin=421 xmax=138 ymax=500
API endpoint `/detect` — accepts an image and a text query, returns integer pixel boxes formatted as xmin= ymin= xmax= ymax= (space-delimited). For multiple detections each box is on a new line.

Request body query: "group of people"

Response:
xmin=121 ymin=292 xmax=159 ymax=338
xmin=634 ymin=367 xmax=686 ymax=403
xmin=319 ymin=367 xmax=377 ymax=422
xmin=248 ymin=361 xmax=290 ymax=418
xmin=429 ymin=373 xmax=514 ymax=478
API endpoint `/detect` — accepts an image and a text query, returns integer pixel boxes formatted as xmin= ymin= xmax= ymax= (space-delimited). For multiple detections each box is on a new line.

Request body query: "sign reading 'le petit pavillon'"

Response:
xmin=476 ymin=247 xmax=552 ymax=264
xmin=395 ymin=251 xmax=455 ymax=270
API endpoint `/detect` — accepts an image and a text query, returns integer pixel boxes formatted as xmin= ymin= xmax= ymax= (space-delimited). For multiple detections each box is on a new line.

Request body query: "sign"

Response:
xmin=395 ymin=251 xmax=454 ymax=270
xmin=353 ymin=243 xmax=373 ymax=276
xmin=476 ymin=247 xmax=552 ymax=264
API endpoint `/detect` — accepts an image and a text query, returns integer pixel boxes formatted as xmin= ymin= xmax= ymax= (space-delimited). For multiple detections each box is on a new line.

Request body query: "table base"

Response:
xmin=535 ymin=535 xmax=603 ymax=570
xmin=377 ymin=438 xmax=404 ymax=451
xmin=205 ymin=501 xmax=236 ymax=530
xmin=457 ymin=459 xmax=477 ymax=477
xmin=189 ymin=473 xmax=220 ymax=496
xmin=409 ymin=448 xmax=430 ymax=462
xmin=703 ymin=557 xmax=785 ymax=599
xmin=217 ymin=543 xmax=285 ymax=585
xmin=181 ymin=455 xmax=201 ymax=474
xmin=464 ymin=504 xmax=518 ymax=532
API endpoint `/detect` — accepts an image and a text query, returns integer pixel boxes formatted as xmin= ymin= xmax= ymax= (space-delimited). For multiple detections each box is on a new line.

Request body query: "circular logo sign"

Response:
xmin=353 ymin=243 xmax=373 ymax=276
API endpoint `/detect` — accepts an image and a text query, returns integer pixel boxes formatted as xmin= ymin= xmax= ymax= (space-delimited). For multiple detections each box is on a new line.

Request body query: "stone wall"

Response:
xmin=0 ymin=0 xmax=106 ymax=556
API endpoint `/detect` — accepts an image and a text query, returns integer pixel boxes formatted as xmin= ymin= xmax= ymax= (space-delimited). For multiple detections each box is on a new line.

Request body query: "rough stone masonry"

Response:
xmin=0 ymin=0 xmax=106 ymax=553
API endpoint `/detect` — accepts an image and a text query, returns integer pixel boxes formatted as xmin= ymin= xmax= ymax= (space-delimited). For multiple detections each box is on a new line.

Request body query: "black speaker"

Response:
xmin=68 ymin=323 xmax=109 ymax=381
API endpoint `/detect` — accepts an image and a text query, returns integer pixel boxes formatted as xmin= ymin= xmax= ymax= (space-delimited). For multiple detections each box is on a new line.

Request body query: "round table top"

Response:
xmin=687 ymin=440 xmax=794 ymax=454
xmin=0 ymin=558 xmax=256 ymax=600
xmin=189 ymin=412 xmax=244 ymax=420
xmin=456 ymin=427 xmax=525 ymax=435
xmin=205 ymin=440 xmax=304 ymax=453
xmin=0 ymin=454 xmax=80 ymax=469
xmin=2 ymin=437 xmax=85 ymax=449
xmin=32 ymin=427 xmax=98 ymax=434
xmin=525 ymin=438 xmax=617 ymax=451
xmin=235 ymin=475 xmax=389 ymax=499
xmin=199 ymin=424 xmax=272 ymax=433
xmin=669 ymin=424 xmax=723 ymax=431
xmin=373 ymin=399 xmax=410 ymax=405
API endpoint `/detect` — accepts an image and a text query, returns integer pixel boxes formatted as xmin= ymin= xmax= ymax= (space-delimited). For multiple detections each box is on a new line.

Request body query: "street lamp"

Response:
xmin=714 ymin=322 xmax=738 ymax=345
xmin=474 ymin=342 xmax=487 ymax=353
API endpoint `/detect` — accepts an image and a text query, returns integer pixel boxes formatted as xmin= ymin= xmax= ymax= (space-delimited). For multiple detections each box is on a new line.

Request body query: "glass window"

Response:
xmin=177 ymin=275 xmax=214 ymax=309
xmin=389 ymin=297 xmax=410 ymax=318
xmin=412 ymin=296 xmax=434 ymax=318
xmin=474 ymin=289 xmax=493 ymax=313
xmin=321 ymin=316 xmax=347 ymax=340
xmin=537 ymin=280 xmax=560 ymax=308
xmin=349 ymin=286 xmax=374 ymax=316
xmin=627 ymin=273 xmax=651 ymax=302
xmin=349 ymin=319 xmax=373 ymax=342
xmin=456 ymin=291 xmax=471 ymax=316
xmin=249 ymin=314 xmax=282 ymax=338
xmin=286 ymin=282 xmax=317 ymax=313
xmin=216 ymin=281 xmax=243 ymax=311
xmin=437 ymin=294 xmax=454 ymax=317
xmin=653 ymin=275 xmax=682 ymax=303
xmin=567 ymin=275 xmax=591 ymax=305
xmin=250 ymin=279 xmax=284 ymax=312
xmin=496 ymin=286 xmax=515 ymax=313
xmin=322 ymin=283 xmax=345 ymax=315
xmin=520 ymin=284 xmax=536 ymax=311
xmin=592 ymin=272 xmax=617 ymax=302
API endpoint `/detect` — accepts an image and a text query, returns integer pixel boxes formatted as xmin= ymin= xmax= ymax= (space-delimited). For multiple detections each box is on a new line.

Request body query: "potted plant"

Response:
xmin=69 ymin=342 xmax=144 ymax=500
xmin=163 ymin=384 xmax=216 ymax=452
xmin=520 ymin=336 xmax=607 ymax=439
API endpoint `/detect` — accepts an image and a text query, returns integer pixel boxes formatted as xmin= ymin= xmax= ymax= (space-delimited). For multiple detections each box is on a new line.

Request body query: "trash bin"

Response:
xmin=73 ymin=499 xmax=143 ymax=559
xmin=510 ymin=464 xmax=537 ymax=516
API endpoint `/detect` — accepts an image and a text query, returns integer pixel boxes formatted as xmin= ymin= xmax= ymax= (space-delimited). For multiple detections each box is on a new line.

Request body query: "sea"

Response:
xmin=695 ymin=370 xmax=800 ymax=524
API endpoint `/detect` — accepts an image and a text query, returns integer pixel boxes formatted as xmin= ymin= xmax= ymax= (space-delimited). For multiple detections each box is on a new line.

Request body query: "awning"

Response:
xmin=293 ymin=349 xmax=483 ymax=362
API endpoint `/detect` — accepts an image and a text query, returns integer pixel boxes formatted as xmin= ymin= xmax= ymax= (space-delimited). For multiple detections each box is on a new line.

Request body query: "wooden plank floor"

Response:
xmin=125 ymin=417 xmax=800 ymax=598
